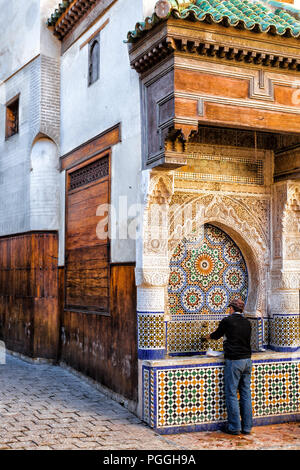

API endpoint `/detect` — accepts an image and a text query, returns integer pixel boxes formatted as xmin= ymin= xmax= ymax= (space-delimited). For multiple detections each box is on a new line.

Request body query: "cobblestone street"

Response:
xmin=0 ymin=354 xmax=299 ymax=451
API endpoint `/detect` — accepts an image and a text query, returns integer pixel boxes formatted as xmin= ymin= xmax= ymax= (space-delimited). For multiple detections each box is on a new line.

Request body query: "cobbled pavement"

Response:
xmin=0 ymin=354 xmax=299 ymax=451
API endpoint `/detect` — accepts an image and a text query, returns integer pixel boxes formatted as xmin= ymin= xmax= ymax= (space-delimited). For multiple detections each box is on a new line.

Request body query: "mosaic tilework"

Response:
xmin=167 ymin=224 xmax=248 ymax=354
xmin=263 ymin=318 xmax=270 ymax=347
xmin=269 ymin=315 xmax=300 ymax=351
xmin=143 ymin=356 xmax=300 ymax=433
xmin=156 ymin=366 xmax=227 ymax=427
xmin=137 ymin=313 xmax=165 ymax=350
xmin=248 ymin=317 xmax=263 ymax=351
xmin=252 ymin=361 xmax=300 ymax=417
xmin=150 ymin=368 xmax=155 ymax=428
xmin=167 ymin=318 xmax=223 ymax=354
xmin=143 ymin=368 xmax=150 ymax=424
xmin=168 ymin=224 xmax=248 ymax=316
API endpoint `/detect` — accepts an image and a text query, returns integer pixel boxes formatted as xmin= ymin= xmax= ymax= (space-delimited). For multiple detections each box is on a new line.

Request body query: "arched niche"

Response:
xmin=167 ymin=195 xmax=268 ymax=317
xmin=29 ymin=137 xmax=60 ymax=231
xmin=201 ymin=220 xmax=259 ymax=316
xmin=168 ymin=223 xmax=251 ymax=317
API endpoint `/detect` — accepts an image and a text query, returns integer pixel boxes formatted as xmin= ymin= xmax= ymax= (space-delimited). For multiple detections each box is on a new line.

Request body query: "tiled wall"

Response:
xmin=143 ymin=354 xmax=300 ymax=433
xmin=167 ymin=224 xmax=249 ymax=355
xmin=269 ymin=314 xmax=300 ymax=352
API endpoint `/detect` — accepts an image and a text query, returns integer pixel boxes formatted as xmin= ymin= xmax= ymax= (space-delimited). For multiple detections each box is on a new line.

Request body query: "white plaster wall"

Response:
xmin=0 ymin=0 xmax=61 ymax=237
xmin=0 ymin=0 xmax=40 ymax=82
xmin=0 ymin=59 xmax=39 ymax=235
xmin=40 ymin=0 xmax=62 ymax=59
xmin=0 ymin=0 xmax=58 ymax=83
xmin=143 ymin=0 xmax=158 ymax=17
xmin=60 ymin=0 xmax=145 ymax=262
xmin=30 ymin=138 xmax=60 ymax=231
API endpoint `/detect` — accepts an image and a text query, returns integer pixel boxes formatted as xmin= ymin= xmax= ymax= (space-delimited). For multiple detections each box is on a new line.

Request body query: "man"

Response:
xmin=203 ymin=298 xmax=253 ymax=435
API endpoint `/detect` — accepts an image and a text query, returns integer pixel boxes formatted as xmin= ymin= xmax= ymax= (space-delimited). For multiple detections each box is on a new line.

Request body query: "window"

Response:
xmin=88 ymin=36 xmax=100 ymax=86
xmin=5 ymin=96 xmax=19 ymax=139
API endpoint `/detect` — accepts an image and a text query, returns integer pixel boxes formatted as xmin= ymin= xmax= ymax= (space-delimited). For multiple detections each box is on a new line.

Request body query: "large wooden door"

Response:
xmin=65 ymin=154 xmax=110 ymax=314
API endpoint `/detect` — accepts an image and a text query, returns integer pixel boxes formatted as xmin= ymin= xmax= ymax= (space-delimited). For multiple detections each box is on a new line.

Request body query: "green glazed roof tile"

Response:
xmin=126 ymin=0 xmax=300 ymax=42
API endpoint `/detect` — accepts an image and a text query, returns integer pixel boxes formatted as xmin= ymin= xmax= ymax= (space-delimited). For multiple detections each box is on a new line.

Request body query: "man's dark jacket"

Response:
xmin=210 ymin=312 xmax=252 ymax=360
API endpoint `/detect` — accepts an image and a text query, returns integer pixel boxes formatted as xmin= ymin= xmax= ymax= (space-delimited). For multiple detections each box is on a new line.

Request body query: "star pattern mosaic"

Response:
xmin=138 ymin=313 xmax=165 ymax=350
xmin=270 ymin=315 xmax=300 ymax=350
xmin=157 ymin=366 xmax=227 ymax=427
xmin=168 ymin=224 xmax=248 ymax=316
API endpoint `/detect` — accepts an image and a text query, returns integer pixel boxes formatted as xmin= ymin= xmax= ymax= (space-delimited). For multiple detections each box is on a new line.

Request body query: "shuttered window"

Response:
xmin=65 ymin=153 xmax=110 ymax=314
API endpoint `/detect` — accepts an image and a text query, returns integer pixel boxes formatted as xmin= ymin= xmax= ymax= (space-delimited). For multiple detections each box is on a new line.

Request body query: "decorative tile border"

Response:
xmin=248 ymin=317 xmax=263 ymax=351
xmin=263 ymin=317 xmax=270 ymax=347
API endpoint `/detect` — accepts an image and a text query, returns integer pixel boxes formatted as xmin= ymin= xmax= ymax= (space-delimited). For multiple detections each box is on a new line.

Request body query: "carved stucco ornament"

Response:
xmin=136 ymin=171 xmax=175 ymax=287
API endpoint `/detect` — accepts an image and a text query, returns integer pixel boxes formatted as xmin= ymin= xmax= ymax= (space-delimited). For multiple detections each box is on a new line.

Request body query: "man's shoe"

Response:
xmin=242 ymin=430 xmax=251 ymax=435
xmin=222 ymin=426 xmax=240 ymax=435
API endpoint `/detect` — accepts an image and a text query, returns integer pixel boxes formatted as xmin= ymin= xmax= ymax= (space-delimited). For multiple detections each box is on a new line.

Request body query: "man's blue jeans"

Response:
xmin=224 ymin=358 xmax=253 ymax=433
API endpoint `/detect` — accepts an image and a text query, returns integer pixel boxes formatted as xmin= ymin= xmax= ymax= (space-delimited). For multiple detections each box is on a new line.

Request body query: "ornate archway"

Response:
xmin=166 ymin=191 xmax=269 ymax=355
xmin=136 ymin=172 xmax=269 ymax=360
xmin=168 ymin=193 xmax=269 ymax=317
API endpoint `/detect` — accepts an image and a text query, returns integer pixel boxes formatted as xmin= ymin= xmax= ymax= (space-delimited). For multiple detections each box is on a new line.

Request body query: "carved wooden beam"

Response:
xmin=130 ymin=35 xmax=300 ymax=74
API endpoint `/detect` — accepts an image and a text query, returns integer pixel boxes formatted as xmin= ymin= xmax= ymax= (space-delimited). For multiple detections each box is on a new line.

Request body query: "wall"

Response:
xmin=60 ymin=0 xmax=143 ymax=263
xmin=0 ymin=0 xmax=59 ymax=82
xmin=61 ymin=264 xmax=138 ymax=403
xmin=0 ymin=1 xmax=62 ymax=361
xmin=30 ymin=138 xmax=60 ymax=231
xmin=143 ymin=352 xmax=300 ymax=433
xmin=0 ymin=0 xmax=40 ymax=83
xmin=0 ymin=0 xmax=60 ymax=237
xmin=0 ymin=232 xmax=60 ymax=360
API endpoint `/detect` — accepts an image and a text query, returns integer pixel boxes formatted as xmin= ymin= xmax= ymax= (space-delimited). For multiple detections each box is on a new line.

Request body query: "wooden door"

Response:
xmin=65 ymin=154 xmax=110 ymax=314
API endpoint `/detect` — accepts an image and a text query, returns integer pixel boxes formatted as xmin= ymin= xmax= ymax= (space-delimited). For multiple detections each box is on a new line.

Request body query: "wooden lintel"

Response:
xmin=60 ymin=123 xmax=121 ymax=171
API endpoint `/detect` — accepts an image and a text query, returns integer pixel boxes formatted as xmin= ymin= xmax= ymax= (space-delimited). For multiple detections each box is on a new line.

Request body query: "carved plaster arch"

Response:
xmin=168 ymin=193 xmax=269 ymax=316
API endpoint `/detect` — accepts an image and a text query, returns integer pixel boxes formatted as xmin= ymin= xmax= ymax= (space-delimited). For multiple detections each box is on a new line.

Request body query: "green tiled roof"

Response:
xmin=126 ymin=0 xmax=300 ymax=42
